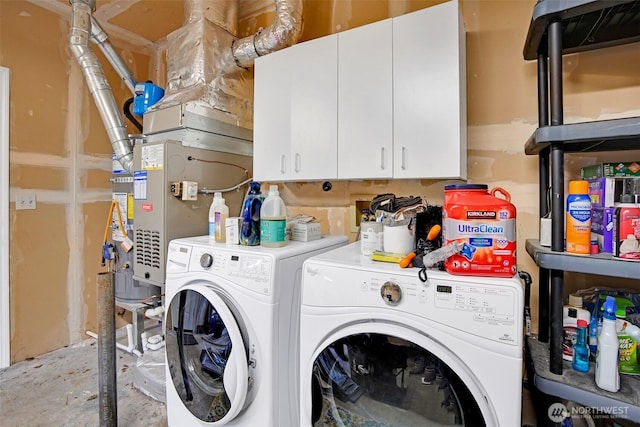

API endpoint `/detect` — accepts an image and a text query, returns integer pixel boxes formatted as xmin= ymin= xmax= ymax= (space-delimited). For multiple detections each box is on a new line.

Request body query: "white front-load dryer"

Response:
xmin=164 ymin=235 xmax=348 ymax=426
xmin=300 ymin=242 xmax=524 ymax=427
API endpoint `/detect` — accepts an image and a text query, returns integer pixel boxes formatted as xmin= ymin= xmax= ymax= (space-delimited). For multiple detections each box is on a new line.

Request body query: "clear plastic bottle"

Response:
xmin=595 ymin=296 xmax=620 ymax=392
xmin=213 ymin=192 xmax=229 ymax=243
xmin=572 ymin=319 xmax=590 ymax=373
xmin=208 ymin=193 xmax=222 ymax=240
xmin=260 ymin=185 xmax=287 ymax=248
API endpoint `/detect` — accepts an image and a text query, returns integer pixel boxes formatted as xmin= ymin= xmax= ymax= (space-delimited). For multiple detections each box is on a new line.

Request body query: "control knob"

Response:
xmin=200 ymin=253 xmax=213 ymax=269
xmin=380 ymin=281 xmax=402 ymax=305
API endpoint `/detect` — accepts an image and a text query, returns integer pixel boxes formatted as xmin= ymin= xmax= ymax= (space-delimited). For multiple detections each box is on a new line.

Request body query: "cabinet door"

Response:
xmin=254 ymin=35 xmax=338 ymax=181
xmin=254 ymin=43 xmax=293 ymax=181
xmin=338 ymin=19 xmax=393 ymax=179
xmin=393 ymin=1 xmax=467 ymax=179
xmin=290 ymin=35 xmax=338 ymax=180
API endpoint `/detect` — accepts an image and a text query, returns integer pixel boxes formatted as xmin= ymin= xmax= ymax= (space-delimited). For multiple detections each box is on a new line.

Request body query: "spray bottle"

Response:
xmin=595 ymin=296 xmax=620 ymax=392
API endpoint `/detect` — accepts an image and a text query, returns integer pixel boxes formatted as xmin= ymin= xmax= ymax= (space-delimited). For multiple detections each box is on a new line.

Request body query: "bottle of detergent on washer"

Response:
xmin=595 ymin=296 xmax=620 ymax=392
xmin=260 ymin=185 xmax=287 ymax=247
xmin=209 ymin=192 xmax=223 ymax=240
xmin=240 ymin=182 xmax=263 ymax=246
xmin=213 ymin=192 xmax=229 ymax=243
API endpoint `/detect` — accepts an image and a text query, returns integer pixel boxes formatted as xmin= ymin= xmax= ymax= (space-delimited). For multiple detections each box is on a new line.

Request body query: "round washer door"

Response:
xmin=166 ymin=284 xmax=249 ymax=424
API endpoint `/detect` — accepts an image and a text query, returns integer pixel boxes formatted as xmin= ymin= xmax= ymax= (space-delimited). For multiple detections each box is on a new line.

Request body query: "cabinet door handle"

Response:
xmin=380 ymin=147 xmax=385 ymax=170
xmin=295 ymin=153 xmax=301 ymax=173
xmin=280 ymin=154 xmax=286 ymax=174
xmin=401 ymin=146 xmax=406 ymax=170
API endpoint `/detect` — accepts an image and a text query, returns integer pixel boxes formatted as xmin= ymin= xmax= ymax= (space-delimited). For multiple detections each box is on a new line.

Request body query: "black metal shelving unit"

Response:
xmin=522 ymin=0 xmax=640 ymax=423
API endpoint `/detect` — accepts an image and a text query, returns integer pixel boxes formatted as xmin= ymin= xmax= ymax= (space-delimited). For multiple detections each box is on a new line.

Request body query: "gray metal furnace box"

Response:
xmin=132 ymin=139 xmax=253 ymax=288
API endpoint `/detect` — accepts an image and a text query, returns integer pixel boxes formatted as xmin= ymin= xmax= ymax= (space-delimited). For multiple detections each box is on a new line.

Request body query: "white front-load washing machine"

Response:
xmin=300 ymin=242 xmax=524 ymax=426
xmin=164 ymin=235 xmax=348 ymax=426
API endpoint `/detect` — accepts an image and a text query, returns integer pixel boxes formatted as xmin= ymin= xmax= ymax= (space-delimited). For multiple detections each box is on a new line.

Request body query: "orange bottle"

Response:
xmin=566 ymin=180 xmax=591 ymax=254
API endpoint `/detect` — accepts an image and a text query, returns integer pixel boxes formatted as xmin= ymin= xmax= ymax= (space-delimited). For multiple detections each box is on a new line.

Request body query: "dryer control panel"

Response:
xmin=302 ymin=260 xmax=523 ymax=350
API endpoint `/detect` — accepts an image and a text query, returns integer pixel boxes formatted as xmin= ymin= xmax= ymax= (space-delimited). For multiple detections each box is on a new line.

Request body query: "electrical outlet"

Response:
xmin=182 ymin=181 xmax=198 ymax=201
xmin=16 ymin=193 xmax=37 ymax=210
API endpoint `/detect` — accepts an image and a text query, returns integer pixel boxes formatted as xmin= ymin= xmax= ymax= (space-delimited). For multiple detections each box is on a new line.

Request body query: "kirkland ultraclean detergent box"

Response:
xmin=442 ymin=184 xmax=517 ymax=277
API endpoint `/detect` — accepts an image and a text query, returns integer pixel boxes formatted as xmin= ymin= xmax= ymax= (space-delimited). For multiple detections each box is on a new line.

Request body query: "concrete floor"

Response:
xmin=0 ymin=338 xmax=167 ymax=427
xmin=1 ymin=337 xmax=536 ymax=427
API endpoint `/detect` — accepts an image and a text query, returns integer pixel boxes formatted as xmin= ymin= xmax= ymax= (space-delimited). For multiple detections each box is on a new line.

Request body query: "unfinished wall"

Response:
xmin=3 ymin=0 xmax=640 ymax=362
xmin=2 ymin=0 xmax=152 ymax=362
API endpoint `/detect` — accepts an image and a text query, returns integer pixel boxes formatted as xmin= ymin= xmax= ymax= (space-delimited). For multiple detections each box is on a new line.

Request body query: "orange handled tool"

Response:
xmin=399 ymin=252 xmax=416 ymax=268
xmin=427 ymin=224 xmax=441 ymax=241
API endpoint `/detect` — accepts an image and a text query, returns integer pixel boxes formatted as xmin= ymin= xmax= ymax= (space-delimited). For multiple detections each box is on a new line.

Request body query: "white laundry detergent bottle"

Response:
xmin=260 ymin=185 xmax=287 ymax=248
xmin=213 ymin=192 xmax=229 ymax=243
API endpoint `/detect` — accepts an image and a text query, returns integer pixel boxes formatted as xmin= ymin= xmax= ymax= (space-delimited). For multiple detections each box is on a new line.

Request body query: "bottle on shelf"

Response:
xmin=240 ymin=182 xmax=263 ymax=246
xmin=209 ymin=192 xmax=223 ymax=240
xmin=613 ymin=193 xmax=640 ymax=260
xmin=614 ymin=298 xmax=640 ymax=375
xmin=617 ymin=320 xmax=640 ymax=376
xmin=566 ymin=180 xmax=591 ymax=255
xmin=572 ymin=319 xmax=590 ymax=373
xmin=595 ymin=296 xmax=620 ymax=392
xmin=563 ymin=293 xmax=591 ymax=362
xmin=213 ymin=192 xmax=229 ymax=243
xmin=260 ymin=185 xmax=287 ymax=248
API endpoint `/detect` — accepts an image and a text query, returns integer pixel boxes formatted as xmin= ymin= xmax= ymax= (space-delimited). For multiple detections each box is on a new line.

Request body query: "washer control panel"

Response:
xmin=167 ymin=241 xmax=274 ymax=296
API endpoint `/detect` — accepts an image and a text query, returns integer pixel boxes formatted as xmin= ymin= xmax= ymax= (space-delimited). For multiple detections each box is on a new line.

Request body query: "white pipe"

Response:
xmin=126 ymin=324 xmax=134 ymax=350
xmin=144 ymin=306 xmax=164 ymax=321
xmin=86 ymin=330 xmax=142 ymax=357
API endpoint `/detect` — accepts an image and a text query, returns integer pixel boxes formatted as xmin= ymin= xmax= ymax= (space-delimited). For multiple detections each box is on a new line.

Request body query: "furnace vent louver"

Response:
xmin=135 ymin=229 xmax=161 ymax=270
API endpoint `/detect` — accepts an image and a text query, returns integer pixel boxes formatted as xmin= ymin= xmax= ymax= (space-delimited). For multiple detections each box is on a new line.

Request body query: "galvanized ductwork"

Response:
xmin=232 ymin=0 xmax=304 ymax=69
xmin=69 ymin=0 xmax=134 ymax=173
xmin=89 ymin=17 xmax=136 ymax=95
xmin=146 ymin=0 xmax=303 ymax=139
xmin=69 ymin=0 xmax=303 ymax=163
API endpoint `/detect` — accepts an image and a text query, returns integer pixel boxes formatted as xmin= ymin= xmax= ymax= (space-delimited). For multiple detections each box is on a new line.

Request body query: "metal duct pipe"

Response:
xmin=69 ymin=0 xmax=134 ymax=173
xmin=97 ymin=271 xmax=117 ymax=427
xmin=90 ymin=17 xmax=136 ymax=95
xmin=232 ymin=0 xmax=303 ymax=69
xmin=185 ymin=0 xmax=238 ymax=35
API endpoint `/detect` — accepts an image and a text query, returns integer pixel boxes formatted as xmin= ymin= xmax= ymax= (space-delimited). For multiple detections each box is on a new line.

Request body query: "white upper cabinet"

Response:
xmin=254 ymin=35 xmax=338 ymax=182
xmin=393 ymin=1 xmax=467 ymax=179
xmin=337 ymin=19 xmax=393 ymax=180
xmin=254 ymin=1 xmax=466 ymax=181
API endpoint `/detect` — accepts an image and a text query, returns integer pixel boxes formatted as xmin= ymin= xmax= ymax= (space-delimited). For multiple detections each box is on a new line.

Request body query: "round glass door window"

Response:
xmin=166 ymin=287 xmax=249 ymax=423
xmin=310 ymin=333 xmax=485 ymax=426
